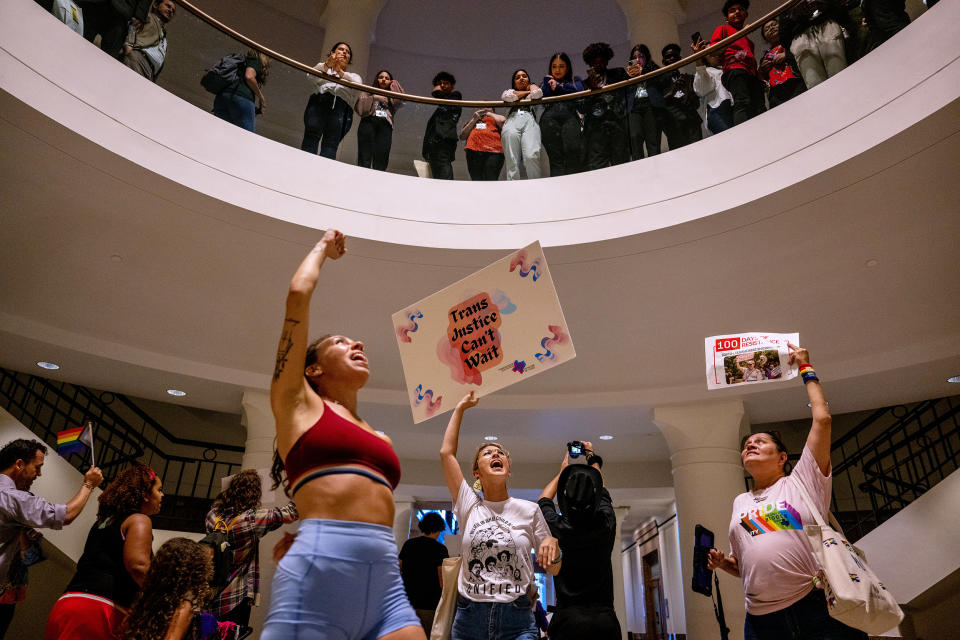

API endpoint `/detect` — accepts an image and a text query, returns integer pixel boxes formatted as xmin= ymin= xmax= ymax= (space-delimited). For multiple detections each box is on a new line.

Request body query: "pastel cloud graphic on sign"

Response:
xmin=437 ymin=334 xmax=483 ymax=386
xmin=396 ymin=310 xmax=424 ymax=343
xmin=413 ymin=384 xmax=442 ymax=417
xmin=535 ymin=325 xmax=570 ymax=362
xmin=490 ymin=289 xmax=517 ymax=314
xmin=509 ymin=251 xmax=540 ymax=281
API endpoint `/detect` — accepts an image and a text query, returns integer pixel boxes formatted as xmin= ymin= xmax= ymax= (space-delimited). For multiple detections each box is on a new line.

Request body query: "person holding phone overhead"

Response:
xmin=708 ymin=345 xmax=868 ymax=640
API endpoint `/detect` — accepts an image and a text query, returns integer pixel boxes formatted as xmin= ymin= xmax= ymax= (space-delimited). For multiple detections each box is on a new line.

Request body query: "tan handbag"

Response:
xmin=429 ymin=556 xmax=462 ymax=640
xmin=793 ymin=478 xmax=904 ymax=634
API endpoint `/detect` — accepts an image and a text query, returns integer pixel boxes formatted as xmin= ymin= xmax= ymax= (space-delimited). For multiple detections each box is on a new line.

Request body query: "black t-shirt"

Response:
xmin=538 ymin=488 xmax=616 ymax=609
xmin=398 ymin=535 xmax=449 ymax=609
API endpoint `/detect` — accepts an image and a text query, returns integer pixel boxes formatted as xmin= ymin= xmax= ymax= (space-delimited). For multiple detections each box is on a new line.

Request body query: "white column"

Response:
xmin=653 ymin=399 xmax=749 ymax=640
xmin=240 ymin=388 xmax=296 ymax=633
xmin=613 ymin=505 xmax=630 ymax=640
xmin=240 ymin=388 xmax=274 ymax=471
xmin=394 ymin=499 xmax=415 ymax=548
xmin=318 ymin=0 xmax=386 ymax=84
xmin=616 ymin=0 xmax=685 ymax=62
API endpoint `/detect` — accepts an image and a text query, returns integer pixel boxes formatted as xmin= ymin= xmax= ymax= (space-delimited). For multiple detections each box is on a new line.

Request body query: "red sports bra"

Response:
xmin=284 ymin=401 xmax=401 ymax=495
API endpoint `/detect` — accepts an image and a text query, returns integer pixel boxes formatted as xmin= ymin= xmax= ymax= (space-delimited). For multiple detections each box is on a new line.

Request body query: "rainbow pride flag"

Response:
xmin=57 ymin=423 xmax=94 ymax=459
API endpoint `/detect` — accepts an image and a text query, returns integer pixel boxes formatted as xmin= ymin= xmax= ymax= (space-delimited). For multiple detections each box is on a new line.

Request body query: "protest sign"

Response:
xmin=393 ymin=241 xmax=575 ymax=423
xmin=704 ymin=332 xmax=799 ymax=390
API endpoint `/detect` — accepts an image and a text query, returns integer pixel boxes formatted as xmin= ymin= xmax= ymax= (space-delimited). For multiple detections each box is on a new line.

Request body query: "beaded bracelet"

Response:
xmin=799 ymin=364 xmax=819 ymax=384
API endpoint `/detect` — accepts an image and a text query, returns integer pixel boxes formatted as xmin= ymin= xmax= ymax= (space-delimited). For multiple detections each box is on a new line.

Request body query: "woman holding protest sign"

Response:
xmin=440 ymin=391 xmax=561 ymax=640
xmin=262 ymin=230 xmax=424 ymax=640
xmin=707 ymin=344 xmax=867 ymax=640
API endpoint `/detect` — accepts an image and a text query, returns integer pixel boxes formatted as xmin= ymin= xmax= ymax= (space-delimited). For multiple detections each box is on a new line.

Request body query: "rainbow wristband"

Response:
xmin=799 ymin=364 xmax=819 ymax=383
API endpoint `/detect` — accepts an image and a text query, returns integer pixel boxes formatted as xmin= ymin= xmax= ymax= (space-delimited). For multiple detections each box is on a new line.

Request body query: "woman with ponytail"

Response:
xmin=262 ymin=230 xmax=423 ymax=640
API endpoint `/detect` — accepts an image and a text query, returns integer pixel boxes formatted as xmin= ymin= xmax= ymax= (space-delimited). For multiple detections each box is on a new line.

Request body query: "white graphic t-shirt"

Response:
xmin=729 ymin=445 xmax=832 ymax=615
xmin=454 ymin=479 xmax=551 ymax=603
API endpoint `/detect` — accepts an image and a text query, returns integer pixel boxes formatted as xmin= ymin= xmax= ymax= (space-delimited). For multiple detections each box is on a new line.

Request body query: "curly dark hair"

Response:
xmin=582 ymin=42 xmax=614 ymax=66
xmin=97 ymin=463 xmax=156 ymax=522
xmin=722 ymin=0 xmax=749 ymax=16
xmin=417 ymin=512 xmax=446 ymax=535
xmin=0 ymin=439 xmax=46 ymax=470
xmin=211 ymin=469 xmax=262 ymax=517
xmin=122 ymin=537 xmax=212 ymax=640
xmin=432 ymin=71 xmax=456 ymax=87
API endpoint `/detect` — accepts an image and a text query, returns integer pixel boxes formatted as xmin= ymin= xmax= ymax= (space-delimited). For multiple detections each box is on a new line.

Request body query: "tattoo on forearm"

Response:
xmin=273 ymin=318 xmax=301 ymax=381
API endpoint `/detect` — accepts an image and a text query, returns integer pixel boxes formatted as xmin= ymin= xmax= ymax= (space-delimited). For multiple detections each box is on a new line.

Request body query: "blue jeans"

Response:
xmin=213 ymin=91 xmax=256 ymax=132
xmin=451 ymin=594 xmax=538 ymax=640
xmin=744 ymin=589 xmax=869 ymax=640
xmin=261 ymin=520 xmax=420 ymax=640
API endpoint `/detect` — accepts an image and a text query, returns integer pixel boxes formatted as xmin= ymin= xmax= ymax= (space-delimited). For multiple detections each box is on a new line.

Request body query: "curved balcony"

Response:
xmin=1 ymin=0 xmax=958 ymax=438
xmin=1 ymin=0 xmax=953 ymax=250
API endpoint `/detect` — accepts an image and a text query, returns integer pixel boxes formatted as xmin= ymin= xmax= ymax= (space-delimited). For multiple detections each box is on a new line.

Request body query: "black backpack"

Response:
xmin=200 ymin=53 xmax=245 ymax=94
xmin=199 ymin=513 xmax=240 ymax=594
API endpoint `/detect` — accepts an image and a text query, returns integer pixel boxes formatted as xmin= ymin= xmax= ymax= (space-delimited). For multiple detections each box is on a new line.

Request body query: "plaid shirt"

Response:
xmin=204 ymin=501 xmax=298 ymax=617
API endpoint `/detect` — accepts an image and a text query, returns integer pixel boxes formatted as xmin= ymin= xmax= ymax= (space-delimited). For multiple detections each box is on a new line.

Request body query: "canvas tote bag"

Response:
xmin=792 ymin=477 xmax=904 ymax=634
xmin=430 ymin=556 xmax=462 ymax=640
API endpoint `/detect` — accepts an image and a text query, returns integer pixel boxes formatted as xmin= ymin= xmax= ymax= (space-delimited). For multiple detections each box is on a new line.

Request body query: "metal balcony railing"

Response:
xmin=0 ymin=367 xmax=245 ymax=531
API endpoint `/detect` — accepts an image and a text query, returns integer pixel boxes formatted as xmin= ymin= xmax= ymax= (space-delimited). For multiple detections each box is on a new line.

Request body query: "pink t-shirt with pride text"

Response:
xmin=729 ymin=445 xmax=831 ymax=615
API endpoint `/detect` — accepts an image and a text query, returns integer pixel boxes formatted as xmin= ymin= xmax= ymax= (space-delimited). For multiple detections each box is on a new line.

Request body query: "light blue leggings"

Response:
xmin=261 ymin=519 xmax=421 ymax=640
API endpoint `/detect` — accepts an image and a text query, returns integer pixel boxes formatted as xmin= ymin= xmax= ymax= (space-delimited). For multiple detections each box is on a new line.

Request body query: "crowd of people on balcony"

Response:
xmin=35 ymin=0 xmax=926 ymax=180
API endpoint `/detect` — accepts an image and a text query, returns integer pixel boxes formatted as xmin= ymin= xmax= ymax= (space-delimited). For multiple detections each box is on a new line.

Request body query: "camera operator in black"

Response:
xmin=537 ymin=442 xmax=621 ymax=640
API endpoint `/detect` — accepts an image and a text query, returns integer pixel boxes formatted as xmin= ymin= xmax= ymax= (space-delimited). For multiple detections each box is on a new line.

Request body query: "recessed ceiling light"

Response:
xmin=166 ymin=389 xmax=187 ymax=397
xmin=36 ymin=361 xmax=60 ymax=370
xmin=865 ymin=259 xmax=879 ymax=268
xmin=110 ymin=254 xmax=123 ymax=263
xmin=599 ymin=435 xmax=614 ymax=440
xmin=948 ymin=376 xmax=960 ymax=383
xmin=484 ymin=435 xmax=498 ymax=441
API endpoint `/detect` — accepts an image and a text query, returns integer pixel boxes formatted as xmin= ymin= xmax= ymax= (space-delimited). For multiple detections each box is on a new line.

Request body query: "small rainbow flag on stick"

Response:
xmin=56 ymin=422 xmax=95 ymax=466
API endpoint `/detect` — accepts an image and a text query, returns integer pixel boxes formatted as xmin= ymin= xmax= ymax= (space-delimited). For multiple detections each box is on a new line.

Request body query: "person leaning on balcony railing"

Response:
xmin=459 ymin=107 xmax=507 ymax=181
xmin=777 ymin=0 xmax=849 ymax=90
xmin=121 ymin=0 xmax=175 ymax=82
xmin=710 ymin=0 xmax=766 ymax=126
xmin=45 ymin=463 xmax=164 ymax=640
xmin=581 ymin=42 xmax=631 ymax=170
xmin=625 ymin=44 xmax=668 ymax=160
xmin=355 ymin=70 xmax=405 ymax=171
xmin=263 ymin=230 xmax=425 ymax=640
xmin=77 ymin=0 xmax=152 ymax=60
xmin=302 ymin=42 xmax=360 ymax=160
xmin=0 ymin=438 xmax=103 ymax=637
xmin=707 ymin=345 xmax=869 ymax=640
xmin=422 ymin=72 xmax=463 ymax=180
xmin=539 ymin=52 xmax=585 ymax=176
xmin=203 ymin=469 xmax=297 ymax=631
xmin=756 ymin=19 xmax=807 ymax=110
xmin=500 ymin=69 xmax=544 ymax=180
xmin=659 ymin=44 xmax=704 ymax=150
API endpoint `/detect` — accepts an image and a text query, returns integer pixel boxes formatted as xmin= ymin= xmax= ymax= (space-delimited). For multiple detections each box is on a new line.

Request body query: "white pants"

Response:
xmin=501 ymin=110 xmax=542 ymax=180
xmin=790 ymin=20 xmax=847 ymax=89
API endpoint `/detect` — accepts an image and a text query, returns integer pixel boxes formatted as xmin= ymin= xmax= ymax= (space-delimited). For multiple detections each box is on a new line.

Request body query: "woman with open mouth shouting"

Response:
xmin=263 ymin=229 xmax=425 ymax=640
xmin=441 ymin=391 xmax=561 ymax=640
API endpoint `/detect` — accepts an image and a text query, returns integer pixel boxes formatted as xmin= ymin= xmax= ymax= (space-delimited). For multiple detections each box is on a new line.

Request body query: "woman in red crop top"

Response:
xmin=261 ymin=229 xmax=424 ymax=640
